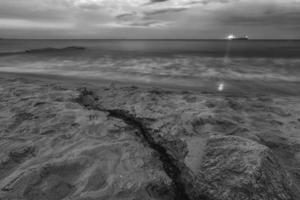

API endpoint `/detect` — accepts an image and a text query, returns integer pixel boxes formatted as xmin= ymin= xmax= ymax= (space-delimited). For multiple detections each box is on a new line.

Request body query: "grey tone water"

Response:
xmin=0 ymin=40 xmax=300 ymax=95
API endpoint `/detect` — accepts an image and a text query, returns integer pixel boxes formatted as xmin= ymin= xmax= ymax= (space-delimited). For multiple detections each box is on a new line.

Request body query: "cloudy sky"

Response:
xmin=0 ymin=0 xmax=300 ymax=39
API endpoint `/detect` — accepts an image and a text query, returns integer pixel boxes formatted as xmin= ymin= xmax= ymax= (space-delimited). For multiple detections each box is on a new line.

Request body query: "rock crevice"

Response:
xmin=75 ymin=88 xmax=299 ymax=200
xmin=76 ymin=89 xmax=210 ymax=200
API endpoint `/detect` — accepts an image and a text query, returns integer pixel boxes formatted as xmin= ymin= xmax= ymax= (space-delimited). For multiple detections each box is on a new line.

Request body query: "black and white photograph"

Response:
xmin=0 ymin=0 xmax=300 ymax=199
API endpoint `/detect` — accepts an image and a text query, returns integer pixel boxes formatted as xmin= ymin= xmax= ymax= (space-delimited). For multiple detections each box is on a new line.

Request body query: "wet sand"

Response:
xmin=0 ymin=73 xmax=300 ymax=200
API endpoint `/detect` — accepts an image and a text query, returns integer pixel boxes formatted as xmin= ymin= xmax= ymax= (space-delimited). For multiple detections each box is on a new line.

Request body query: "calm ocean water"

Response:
xmin=0 ymin=39 xmax=300 ymax=94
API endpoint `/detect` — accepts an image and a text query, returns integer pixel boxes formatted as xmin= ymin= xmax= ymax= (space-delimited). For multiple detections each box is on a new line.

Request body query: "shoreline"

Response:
xmin=0 ymin=71 xmax=224 ymax=96
xmin=1 ymin=71 xmax=300 ymax=97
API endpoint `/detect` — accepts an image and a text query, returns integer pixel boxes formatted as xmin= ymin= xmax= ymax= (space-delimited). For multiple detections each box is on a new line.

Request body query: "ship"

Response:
xmin=226 ymin=34 xmax=249 ymax=40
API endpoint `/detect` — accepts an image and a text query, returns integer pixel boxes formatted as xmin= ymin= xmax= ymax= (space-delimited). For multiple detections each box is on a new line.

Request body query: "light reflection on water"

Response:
xmin=0 ymin=52 xmax=300 ymax=95
xmin=1 ymin=54 xmax=299 ymax=81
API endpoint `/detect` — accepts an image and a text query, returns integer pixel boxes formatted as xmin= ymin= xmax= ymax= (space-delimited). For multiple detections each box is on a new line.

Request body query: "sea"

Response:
xmin=0 ymin=39 xmax=300 ymax=95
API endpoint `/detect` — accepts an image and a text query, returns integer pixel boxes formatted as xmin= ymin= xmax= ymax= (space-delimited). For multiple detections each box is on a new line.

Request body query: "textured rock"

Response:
xmin=198 ymin=136 xmax=296 ymax=200
xmin=1 ymin=76 xmax=300 ymax=200
xmin=0 ymin=79 xmax=174 ymax=200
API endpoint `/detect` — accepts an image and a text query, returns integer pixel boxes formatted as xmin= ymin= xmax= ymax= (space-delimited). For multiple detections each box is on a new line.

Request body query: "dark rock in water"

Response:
xmin=25 ymin=46 xmax=85 ymax=53
xmin=198 ymin=136 xmax=297 ymax=200
xmin=0 ymin=46 xmax=85 ymax=57
xmin=75 ymin=88 xmax=99 ymax=107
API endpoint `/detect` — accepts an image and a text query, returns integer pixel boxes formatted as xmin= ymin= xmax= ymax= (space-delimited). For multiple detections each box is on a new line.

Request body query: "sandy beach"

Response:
xmin=0 ymin=73 xmax=299 ymax=200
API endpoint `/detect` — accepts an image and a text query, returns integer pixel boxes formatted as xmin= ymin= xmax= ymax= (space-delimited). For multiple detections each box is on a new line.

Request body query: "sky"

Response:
xmin=0 ymin=0 xmax=300 ymax=39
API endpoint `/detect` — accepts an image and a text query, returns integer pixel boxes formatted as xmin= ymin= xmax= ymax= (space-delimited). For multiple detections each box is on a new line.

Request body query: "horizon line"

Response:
xmin=1 ymin=38 xmax=300 ymax=41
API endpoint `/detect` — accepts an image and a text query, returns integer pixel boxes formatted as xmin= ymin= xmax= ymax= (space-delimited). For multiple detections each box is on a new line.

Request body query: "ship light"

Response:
xmin=227 ymin=34 xmax=235 ymax=40
xmin=218 ymin=83 xmax=224 ymax=91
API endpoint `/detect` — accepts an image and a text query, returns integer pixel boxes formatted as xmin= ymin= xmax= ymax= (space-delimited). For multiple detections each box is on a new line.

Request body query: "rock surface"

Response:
xmin=0 ymin=76 xmax=300 ymax=200
xmin=0 ymin=78 xmax=173 ymax=200
xmin=198 ymin=136 xmax=296 ymax=200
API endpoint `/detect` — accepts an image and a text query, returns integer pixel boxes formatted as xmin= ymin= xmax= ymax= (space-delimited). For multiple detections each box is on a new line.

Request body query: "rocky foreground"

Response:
xmin=0 ymin=76 xmax=300 ymax=200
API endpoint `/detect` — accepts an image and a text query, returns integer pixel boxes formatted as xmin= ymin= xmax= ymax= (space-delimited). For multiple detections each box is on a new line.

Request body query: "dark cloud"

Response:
xmin=116 ymin=13 xmax=136 ymax=20
xmin=115 ymin=8 xmax=187 ymax=28
xmin=150 ymin=0 xmax=169 ymax=3
xmin=127 ymin=20 xmax=166 ymax=27
xmin=116 ymin=12 xmax=170 ymax=28
xmin=144 ymin=8 xmax=187 ymax=16
xmin=186 ymin=0 xmax=231 ymax=5
xmin=145 ymin=0 xmax=169 ymax=5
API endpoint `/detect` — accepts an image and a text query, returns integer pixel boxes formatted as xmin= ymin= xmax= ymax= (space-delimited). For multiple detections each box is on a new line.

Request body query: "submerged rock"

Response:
xmin=25 ymin=46 xmax=85 ymax=54
xmin=198 ymin=136 xmax=297 ymax=200
xmin=0 ymin=47 xmax=85 ymax=57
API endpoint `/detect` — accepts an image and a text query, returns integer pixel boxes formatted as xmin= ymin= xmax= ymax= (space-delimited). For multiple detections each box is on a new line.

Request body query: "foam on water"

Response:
xmin=0 ymin=40 xmax=300 ymax=94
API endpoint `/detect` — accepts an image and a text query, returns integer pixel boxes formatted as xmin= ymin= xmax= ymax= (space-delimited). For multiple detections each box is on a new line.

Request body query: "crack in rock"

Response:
xmin=75 ymin=88 xmax=211 ymax=200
